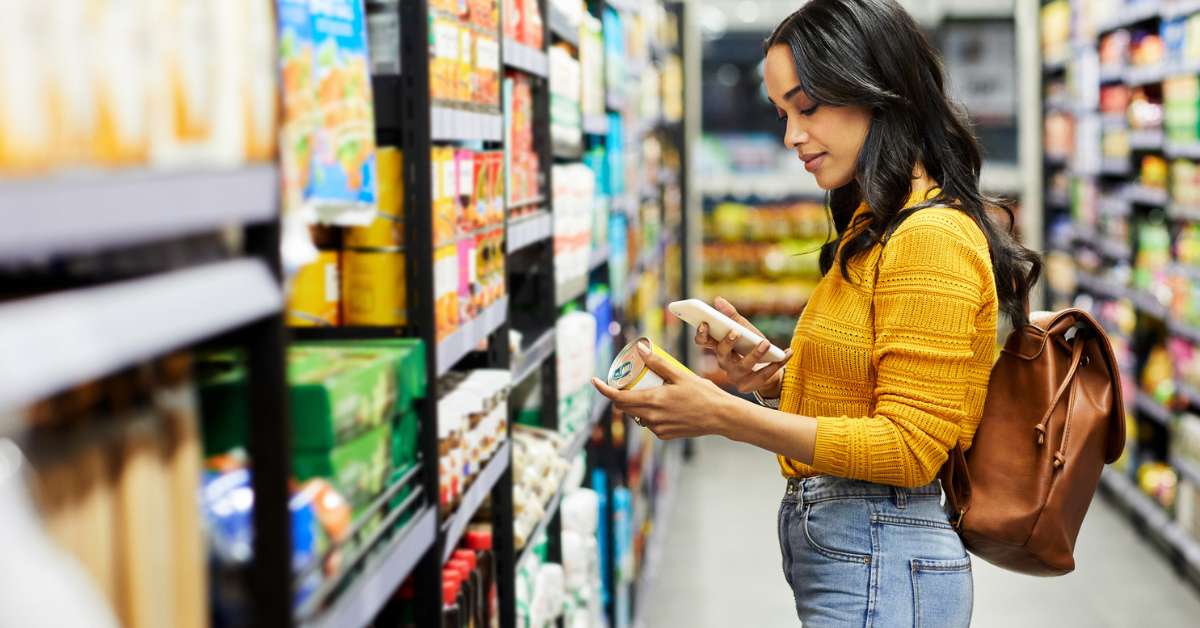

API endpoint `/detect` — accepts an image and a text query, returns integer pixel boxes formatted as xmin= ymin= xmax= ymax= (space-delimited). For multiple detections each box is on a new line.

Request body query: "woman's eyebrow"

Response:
xmin=768 ymin=84 xmax=805 ymax=109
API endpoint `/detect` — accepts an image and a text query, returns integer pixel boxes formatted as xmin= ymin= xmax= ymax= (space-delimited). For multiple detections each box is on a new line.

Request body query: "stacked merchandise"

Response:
xmin=701 ymin=200 xmax=826 ymax=354
xmin=427 ymin=0 xmax=502 ymax=110
xmin=26 ymin=356 xmax=206 ymax=628
xmin=556 ymin=312 xmax=599 ymax=443
xmin=1042 ymin=0 xmax=1200 ymax=583
xmin=507 ymin=74 xmax=543 ymax=212
xmin=432 ymin=146 xmax=508 ymax=340
xmin=554 ymin=164 xmax=599 ymax=296
xmin=504 ymin=0 xmax=545 ymax=49
xmin=512 ymin=425 xmax=573 ymax=551
xmin=197 ymin=339 xmax=427 ymax=615
xmin=276 ymin=0 xmax=378 ymax=227
xmin=0 ymin=0 xmax=277 ymax=177
xmin=439 ymin=530 xmax=502 ymax=628
xmin=560 ymin=489 xmax=605 ymax=627
xmin=549 ymin=0 xmax=584 ymax=155
xmin=436 ymin=370 xmax=512 ymax=516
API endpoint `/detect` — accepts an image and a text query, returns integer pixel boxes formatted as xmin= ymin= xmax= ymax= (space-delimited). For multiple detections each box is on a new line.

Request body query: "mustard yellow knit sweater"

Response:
xmin=778 ymin=194 xmax=998 ymax=488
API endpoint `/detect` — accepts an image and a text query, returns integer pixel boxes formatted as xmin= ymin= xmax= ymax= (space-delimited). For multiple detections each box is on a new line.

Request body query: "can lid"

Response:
xmin=608 ymin=337 xmax=650 ymax=389
xmin=447 ymin=559 xmax=471 ymax=581
xmin=443 ymin=581 xmax=459 ymax=605
xmin=466 ymin=530 xmax=493 ymax=550
xmin=453 ymin=549 xmax=477 ymax=571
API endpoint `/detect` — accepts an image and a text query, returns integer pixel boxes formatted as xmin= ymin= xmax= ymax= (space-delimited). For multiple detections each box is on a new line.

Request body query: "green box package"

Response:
xmin=294 ymin=422 xmax=392 ymax=515
xmin=198 ymin=345 xmax=405 ymax=455
xmin=296 ymin=339 xmax=427 ymax=412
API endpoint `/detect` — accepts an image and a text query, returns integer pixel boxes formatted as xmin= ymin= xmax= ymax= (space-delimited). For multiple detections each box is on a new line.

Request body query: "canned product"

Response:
xmin=287 ymin=250 xmax=341 ymax=327
xmin=607 ymin=337 xmax=693 ymax=391
xmin=345 ymin=211 xmax=403 ymax=248
xmin=343 ymin=247 xmax=407 ymax=326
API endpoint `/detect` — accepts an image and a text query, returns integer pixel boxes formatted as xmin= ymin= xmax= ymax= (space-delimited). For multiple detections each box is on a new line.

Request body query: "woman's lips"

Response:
xmin=802 ymin=152 xmax=827 ymax=173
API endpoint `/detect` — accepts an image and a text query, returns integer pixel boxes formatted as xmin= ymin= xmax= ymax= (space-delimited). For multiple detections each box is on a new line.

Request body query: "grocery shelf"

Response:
xmin=552 ymin=140 xmax=585 ymax=161
xmin=516 ymin=489 xmax=564 ymax=569
xmin=556 ymin=275 xmax=587 ymax=307
xmin=583 ymin=114 xmax=610 ymax=135
xmin=1169 ymin=318 xmax=1200 ymax=345
xmin=1129 ymin=128 xmax=1165 ymax=151
xmin=1166 ymin=140 xmax=1200 ymax=160
xmin=0 ymin=258 xmax=281 ymax=422
xmin=299 ymin=506 xmax=437 ymax=628
xmin=507 ymin=211 xmax=552 ymax=254
xmin=1100 ymin=468 xmax=1200 ymax=576
xmin=1075 ymin=270 xmax=1124 ymax=301
xmin=502 ymin=38 xmax=549 ymax=78
xmin=1099 ymin=2 xmax=1160 ymax=33
xmin=508 ymin=196 xmax=547 ymax=211
xmin=1168 ymin=203 xmax=1200 ymax=221
xmin=512 ymin=328 xmax=556 ymax=385
xmin=1126 ymin=64 xmax=1166 ymax=86
xmin=1100 ymin=64 xmax=1125 ymax=83
xmin=561 ymin=398 xmax=607 ymax=461
xmin=589 ymin=247 xmax=608 ymax=271
xmin=1136 ymin=392 xmax=1174 ymax=428
xmin=698 ymin=171 xmax=825 ymax=200
xmin=1124 ymin=184 xmax=1170 ymax=207
xmin=1047 ymin=192 xmax=1071 ymax=209
xmin=606 ymin=93 xmax=626 ymax=112
xmin=1100 ymin=158 xmax=1132 ymax=176
xmin=0 ymin=165 xmax=277 ymax=262
xmin=1174 ymin=455 xmax=1200 ymax=487
xmin=441 ymin=440 xmax=512 ymax=563
xmin=607 ymin=0 xmax=636 ymax=12
xmin=437 ymin=297 xmax=510 ymax=376
xmin=431 ymin=107 xmax=504 ymax=142
xmin=1099 ymin=194 xmax=1132 ymax=217
xmin=1178 ymin=380 xmax=1200 ymax=409
xmin=548 ymin=5 xmax=580 ymax=47
xmin=1163 ymin=0 xmax=1200 ymax=21
xmin=1131 ymin=288 xmax=1170 ymax=320
xmin=1043 ymin=53 xmax=1068 ymax=75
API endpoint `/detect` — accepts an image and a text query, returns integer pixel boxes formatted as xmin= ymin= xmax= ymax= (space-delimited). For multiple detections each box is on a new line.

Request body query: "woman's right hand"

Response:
xmin=694 ymin=297 xmax=792 ymax=398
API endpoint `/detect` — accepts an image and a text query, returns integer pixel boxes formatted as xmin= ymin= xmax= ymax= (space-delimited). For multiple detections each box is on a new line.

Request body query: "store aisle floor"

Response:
xmin=646 ymin=436 xmax=1200 ymax=627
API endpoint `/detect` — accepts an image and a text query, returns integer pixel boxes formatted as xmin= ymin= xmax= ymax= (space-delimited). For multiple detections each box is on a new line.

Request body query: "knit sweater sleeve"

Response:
xmin=809 ymin=212 xmax=992 ymax=488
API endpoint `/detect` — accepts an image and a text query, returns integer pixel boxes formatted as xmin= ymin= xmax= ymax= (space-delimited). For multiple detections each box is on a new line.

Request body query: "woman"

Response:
xmin=592 ymin=1 xmax=1041 ymax=625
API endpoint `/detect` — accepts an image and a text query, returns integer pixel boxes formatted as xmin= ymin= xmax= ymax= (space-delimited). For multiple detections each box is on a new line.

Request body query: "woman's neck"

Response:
xmin=912 ymin=163 xmax=939 ymax=199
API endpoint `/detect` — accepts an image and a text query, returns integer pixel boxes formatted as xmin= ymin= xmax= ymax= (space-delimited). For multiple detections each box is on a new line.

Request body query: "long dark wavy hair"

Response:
xmin=764 ymin=0 xmax=1041 ymax=327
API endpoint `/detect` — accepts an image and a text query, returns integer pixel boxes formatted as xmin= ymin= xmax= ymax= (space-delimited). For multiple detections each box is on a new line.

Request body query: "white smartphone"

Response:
xmin=668 ymin=299 xmax=788 ymax=363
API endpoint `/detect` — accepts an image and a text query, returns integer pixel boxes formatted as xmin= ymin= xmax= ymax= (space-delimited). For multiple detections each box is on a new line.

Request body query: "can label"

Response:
xmin=606 ymin=337 xmax=693 ymax=391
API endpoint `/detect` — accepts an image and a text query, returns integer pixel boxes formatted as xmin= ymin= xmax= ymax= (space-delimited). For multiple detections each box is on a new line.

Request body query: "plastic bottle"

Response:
xmin=465 ymin=529 xmax=498 ymax=628
xmin=446 ymin=561 xmax=472 ymax=628
xmin=442 ymin=577 xmax=462 ymax=628
xmin=452 ymin=549 xmax=483 ymax=628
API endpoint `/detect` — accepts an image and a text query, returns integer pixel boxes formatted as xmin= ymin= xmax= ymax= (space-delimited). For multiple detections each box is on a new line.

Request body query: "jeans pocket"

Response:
xmin=802 ymin=500 xmax=873 ymax=565
xmin=911 ymin=556 xmax=973 ymax=628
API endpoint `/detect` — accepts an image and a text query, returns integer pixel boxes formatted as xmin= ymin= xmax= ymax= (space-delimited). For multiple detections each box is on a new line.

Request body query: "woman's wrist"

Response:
xmin=758 ymin=368 xmax=784 ymax=400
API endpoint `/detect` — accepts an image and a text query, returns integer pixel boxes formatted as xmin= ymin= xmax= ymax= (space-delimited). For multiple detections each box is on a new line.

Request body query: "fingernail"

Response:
xmin=637 ymin=339 xmax=651 ymax=356
xmin=758 ymin=340 xmax=769 ymax=350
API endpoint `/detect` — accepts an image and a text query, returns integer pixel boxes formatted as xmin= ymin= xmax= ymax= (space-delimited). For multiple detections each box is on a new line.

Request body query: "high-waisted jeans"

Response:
xmin=778 ymin=474 xmax=973 ymax=627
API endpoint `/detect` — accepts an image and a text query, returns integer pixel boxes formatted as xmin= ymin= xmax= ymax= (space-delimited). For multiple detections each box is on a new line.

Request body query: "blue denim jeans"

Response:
xmin=778 ymin=475 xmax=973 ymax=627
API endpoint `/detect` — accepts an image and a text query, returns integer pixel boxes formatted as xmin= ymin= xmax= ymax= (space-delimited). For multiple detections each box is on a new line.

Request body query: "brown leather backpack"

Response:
xmin=940 ymin=308 xmax=1126 ymax=576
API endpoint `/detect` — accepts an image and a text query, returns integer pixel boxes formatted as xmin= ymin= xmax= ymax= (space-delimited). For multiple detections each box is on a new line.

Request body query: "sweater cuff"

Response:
xmin=810 ymin=415 xmax=855 ymax=477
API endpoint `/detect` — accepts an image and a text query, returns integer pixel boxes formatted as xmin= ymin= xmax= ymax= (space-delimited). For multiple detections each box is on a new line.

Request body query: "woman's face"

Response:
xmin=764 ymin=44 xmax=871 ymax=190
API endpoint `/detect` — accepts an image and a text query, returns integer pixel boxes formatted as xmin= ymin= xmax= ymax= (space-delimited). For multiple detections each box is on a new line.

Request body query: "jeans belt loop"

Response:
xmin=893 ymin=486 xmax=908 ymax=510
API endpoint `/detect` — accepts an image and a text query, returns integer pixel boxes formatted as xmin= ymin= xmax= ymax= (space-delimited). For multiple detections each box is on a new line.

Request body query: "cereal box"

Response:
xmin=276 ymin=0 xmax=317 ymax=215
xmin=308 ymin=0 xmax=377 ymax=224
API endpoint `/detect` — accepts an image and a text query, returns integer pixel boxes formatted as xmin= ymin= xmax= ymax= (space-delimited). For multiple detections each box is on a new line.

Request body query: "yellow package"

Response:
xmin=287 ymin=250 xmax=341 ymax=327
xmin=434 ymin=147 xmax=458 ymax=245
xmin=147 ymin=0 xmax=217 ymax=167
xmin=345 ymin=213 xmax=403 ymax=248
xmin=90 ymin=0 xmax=150 ymax=165
xmin=430 ymin=16 xmax=460 ymax=102
xmin=376 ymin=147 xmax=404 ymax=216
xmin=47 ymin=0 xmax=96 ymax=167
xmin=343 ymin=248 xmax=407 ymax=326
xmin=459 ymin=25 xmax=474 ymax=103
xmin=435 ymin=244 xmax=460 ymax=341
xmin=243 ymin=0 xmax=278 ymax=161
xmin=1 ymin=1 xmax=54 ymax=172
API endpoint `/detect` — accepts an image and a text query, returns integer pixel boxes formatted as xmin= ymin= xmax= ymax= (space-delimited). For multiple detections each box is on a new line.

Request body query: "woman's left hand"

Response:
xmin=591 ymin=339 xmax=734 ymax=440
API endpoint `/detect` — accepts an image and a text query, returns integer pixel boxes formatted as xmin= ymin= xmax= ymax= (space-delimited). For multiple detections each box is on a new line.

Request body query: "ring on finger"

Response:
xmin=634 ymin=416 xmax=645 ymax=427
